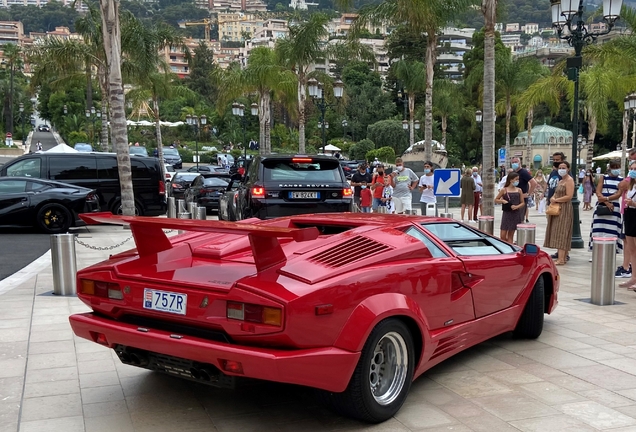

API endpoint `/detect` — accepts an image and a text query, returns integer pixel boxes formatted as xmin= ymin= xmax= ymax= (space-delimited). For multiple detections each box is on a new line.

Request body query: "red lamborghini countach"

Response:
xmin=69 ymin=212 xmax=559 ymax=423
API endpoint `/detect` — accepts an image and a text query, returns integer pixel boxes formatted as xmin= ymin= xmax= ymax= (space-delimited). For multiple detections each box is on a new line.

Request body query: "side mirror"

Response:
xmin=523 ymin=243 xmax=539 ymax=256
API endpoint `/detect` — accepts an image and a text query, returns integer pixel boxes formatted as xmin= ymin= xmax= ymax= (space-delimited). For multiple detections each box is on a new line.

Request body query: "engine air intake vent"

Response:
xmin=308 ymin=236 xmax=389 ymax=268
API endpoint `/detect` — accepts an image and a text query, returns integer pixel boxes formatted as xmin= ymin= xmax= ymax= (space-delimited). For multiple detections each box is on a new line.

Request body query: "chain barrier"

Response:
xmin=73 ymin=229 xmax=176 ymax=251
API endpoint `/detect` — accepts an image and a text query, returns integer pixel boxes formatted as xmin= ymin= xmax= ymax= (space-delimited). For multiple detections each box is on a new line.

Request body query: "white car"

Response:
xmin=164 ymin=164 xmax=175 ymax=182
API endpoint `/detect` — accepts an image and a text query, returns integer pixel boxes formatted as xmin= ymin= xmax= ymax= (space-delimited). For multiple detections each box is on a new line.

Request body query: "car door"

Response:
xmin=423 ymin=222 xmax=530 ymax=319
xmin=187 ymin=176 xmax=203 ymax=202
xmin=0 ymin=179 xmax=31 ymax=226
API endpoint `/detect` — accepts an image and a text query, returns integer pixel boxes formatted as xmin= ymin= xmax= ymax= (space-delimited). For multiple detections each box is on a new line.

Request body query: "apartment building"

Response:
xmin=436 ymin=27 xmax=475 ymax=81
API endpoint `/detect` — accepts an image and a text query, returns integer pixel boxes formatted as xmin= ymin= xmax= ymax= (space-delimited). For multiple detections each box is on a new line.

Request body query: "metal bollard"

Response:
xmin=516 ymin=224 xmax=536 ymax=246
xmin=167 ymin=197 xmax=176 ymax=218
xmin=376 ymin=206 xmax=387 ymax=214
xmin=177 ymin=199 xmax=186 ymax=214
xmin=478 ymin=216 xmax=494 ymax=235
xmin=591 ymin=236 xmax=616 ymax=306
xmin=187 ymin=202 xmax=197 ymax=217
xmin=440 ymin=213 xmax=454 ymax=219
xmin=197 ymin=207 xmax=207 ymax=220
xmin=177 ymin=212 xmax=191 ymax=234
xmin=50 ymin=233 xmax=77 ymax=296
xmin=425 ymin=203 xmax=436 ymax=216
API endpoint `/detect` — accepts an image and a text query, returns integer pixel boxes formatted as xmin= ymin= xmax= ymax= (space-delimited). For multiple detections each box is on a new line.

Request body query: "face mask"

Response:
xmin=511 ymin=163 xmax=519 ymax=170
xmin=396 ymin=165 xmax=404 ymax=172
xmin=377 ymin=170 xmax=384 ymax=174
xmin=361 ymin=185 xmax=367 ymax=189
xmin=611 ymin=169 xmax=621 ymax=176
xmin=558 ymin=169 xmax=567 ymax=176
xmin=553 ymin=161 xmax=561 ymax=168
xmin=512 ymin=181 xmax=519 ymax=187
xmin=472 ymin=172 xmax=478 ymax=177
xmin=424 ymin=168 xmax=431 ymax=174
xmin=630 ymin=170 xmax=636 ymax=179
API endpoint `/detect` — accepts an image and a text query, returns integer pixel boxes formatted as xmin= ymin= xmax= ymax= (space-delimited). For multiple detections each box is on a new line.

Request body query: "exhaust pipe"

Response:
xmin=199 ymin=369 xmax=212 ymax=382
xmin=190 ymin=367 xmax=201 ymax=380
xmin=129 ymin=352 xmax=149 ymax=367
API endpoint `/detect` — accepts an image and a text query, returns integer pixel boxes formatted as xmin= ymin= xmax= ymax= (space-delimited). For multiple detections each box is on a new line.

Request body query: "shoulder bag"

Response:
xmin=546 ymin=203 xmax=561 ymax=216
xmin=596 ymin=176 xmax=613 ymax=216
xmin=501 ymin=192 xmax=513 ymax=212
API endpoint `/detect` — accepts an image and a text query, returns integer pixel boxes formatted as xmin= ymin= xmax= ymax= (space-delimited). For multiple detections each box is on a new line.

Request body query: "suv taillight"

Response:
xmin=158 ymin=180 xmax=165 ymax=195
xmin=251 ymin=187 xmax=265 ymax=198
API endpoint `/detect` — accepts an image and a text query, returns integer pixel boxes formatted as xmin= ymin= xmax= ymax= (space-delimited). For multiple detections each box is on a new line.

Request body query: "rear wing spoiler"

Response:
xmin=79 ymin=212 xmax=319 ymax=272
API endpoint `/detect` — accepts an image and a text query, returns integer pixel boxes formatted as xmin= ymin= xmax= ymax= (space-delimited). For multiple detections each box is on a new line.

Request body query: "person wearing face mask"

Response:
xmin=589 ymin=159 xmax=625 ymax=262
xmin=418 ymin=161 xmax=437 ymax=216
xmin=510 ymin=157 xmax=536 ymax=223
xmin=546 ymin=152 xmax=566 ymax=202
xmin=618 ymin=161 xmax=636 ymax=288
xmin=494 ymin=171 xmax=525 ymax=243
xmin=544 ymin=161 xmax=575 ymax=265
xmin=471 ymin=167 xmax=483 ymax=222
xmin=390 ymin=157 xmax=419 ymax=214
xmin=582 ymin=170 xmax=596 ymax=211
xmin=370 ymin=163 xmax=387 ymax=212
xmin=351 ymin=163 xmax=373 ymax=211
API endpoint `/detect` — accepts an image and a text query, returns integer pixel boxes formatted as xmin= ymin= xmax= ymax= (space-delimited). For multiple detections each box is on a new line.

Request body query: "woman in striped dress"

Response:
xmin=589 ymin=160 xmax=625 ymax=255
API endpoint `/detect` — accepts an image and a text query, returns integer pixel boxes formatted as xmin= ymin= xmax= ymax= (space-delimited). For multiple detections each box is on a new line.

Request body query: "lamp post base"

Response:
xmin=571 ymin=195 xmax=585 ymax=249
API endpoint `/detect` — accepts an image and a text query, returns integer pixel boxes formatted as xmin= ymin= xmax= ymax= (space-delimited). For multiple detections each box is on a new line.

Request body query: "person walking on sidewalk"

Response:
xmin=418 ymin=161 xmax=436 ymax=216
xmin=619 ymin=160 xmax=636 ymax=289
xmin=511 ymin=157 xmax=536 ymax=223
xmin=544 ymin=161 xmax=575 ymax=266
xmin=471 ymin=167 xmax=482 ymax=222
xmin=495 ymin=171 xmax=524 ymax=244
xmin=460 ymin=168 xmax=475 ymax=222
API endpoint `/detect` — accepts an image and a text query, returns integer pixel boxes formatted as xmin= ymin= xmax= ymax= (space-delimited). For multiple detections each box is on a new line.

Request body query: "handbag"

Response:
xmin=501 ymin=192 xmax=513 ymax=212
xmin=546 ymin=203 xmax=561 ymax=216
xmin=596 ymin=203 xmax=613 ymax=216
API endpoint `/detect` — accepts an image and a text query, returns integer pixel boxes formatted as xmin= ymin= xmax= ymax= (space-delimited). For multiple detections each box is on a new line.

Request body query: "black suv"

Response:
xmin=219 ymin=154 xmax=352 ymax=220
xmin=0 ymin=153 xmax=167 ymax=216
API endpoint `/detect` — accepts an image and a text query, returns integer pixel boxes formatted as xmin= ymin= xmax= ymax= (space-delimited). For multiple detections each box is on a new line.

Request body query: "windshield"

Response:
xmin=130 ymin=147 xmax=148 ymax=156
xmin=175 ymin=173 xmax=200 ymax=181
xmin=163 ymin=148 xmax=179 ymax=156
xmin=74 ymin=144 xmax=92 ymax=152
xmin=263 ymin=159 xmax=342 ymax=182
xmin=204 ymin=178 xmax=229 ymax=187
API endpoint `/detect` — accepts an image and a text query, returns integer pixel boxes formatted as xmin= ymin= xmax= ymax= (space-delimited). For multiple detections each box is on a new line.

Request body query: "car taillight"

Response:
xmin=251 ymin=187 xmax=265 ymax=198
xmin=292 ymin=157 xmax=312 ymax=163
xmin=165 ymin=173 xmax=171 ymax=179
xmin=80 ymin=279 xmax=123 ymax=300
xmin=158 ymin=180 xmax=165 ymax=195
xmin=172 ymin=183 xmax=183 ymax=190
xmin=343 ymin=188 xmax=353 ymax=198
xmin=86 ymin=192 xmax=97 ymax=201
xmin=227 ymin=301 xmax=282 ymax=326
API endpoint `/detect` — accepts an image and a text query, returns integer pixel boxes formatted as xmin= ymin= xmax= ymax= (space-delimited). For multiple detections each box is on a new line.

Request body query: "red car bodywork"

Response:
xmin=69 ymin=212 xmax=559 ymax=394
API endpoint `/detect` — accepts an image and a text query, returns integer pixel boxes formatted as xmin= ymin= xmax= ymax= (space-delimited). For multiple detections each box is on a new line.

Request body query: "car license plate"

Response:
xmin=143 ymin=289 xmax=187 ymax=315
xmin=289 ymin=191 xmax=319 ymax=199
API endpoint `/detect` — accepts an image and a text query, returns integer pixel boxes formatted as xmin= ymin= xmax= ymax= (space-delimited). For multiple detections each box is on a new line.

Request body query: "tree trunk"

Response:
xmin=424 ymin=34 xmax=436 ymax=162
xmin=505 ymin=95 xmax=511 ymax=169
xmin=622 ymin=109 xmax=629 ymax=173
xmin=481 ymin=0 xmax=497 ymax=218
xmin=98 ymin=66 xmax=110 ymax=151
xmin=153 ymin=96 xmax=165 ymax=180
xmin=260 ymin=91 xmax=271 ymax=154
xmin=100 ymin=0 xmax=135 ymax=216
xmin=86 ymin=61 xmax=93 ymax=111
xmin=441 ymin=115 xmax=447 ymax=147
xmin=297 ymin=70 xmax=306 ymax=154
xmin=408 ymin=92 xmax=415 ymax=147
xmin=526 ymin=108 xmax=533 ymax=170
xmin=587 ymin=115 xmax=597 ymax=171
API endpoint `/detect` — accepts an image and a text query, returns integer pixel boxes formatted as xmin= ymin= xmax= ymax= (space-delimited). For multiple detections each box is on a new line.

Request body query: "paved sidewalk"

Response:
xmin=4 ymin=208 xmax=636 ymax=432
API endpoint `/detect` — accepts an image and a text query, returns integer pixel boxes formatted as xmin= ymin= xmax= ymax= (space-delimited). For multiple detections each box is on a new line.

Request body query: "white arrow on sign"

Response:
xmin=437 ymin=170 xmax=459 ymax=194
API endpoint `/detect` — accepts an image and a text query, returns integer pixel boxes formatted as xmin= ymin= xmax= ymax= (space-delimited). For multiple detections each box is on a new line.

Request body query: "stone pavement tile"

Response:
xmin=615 ymin=404 xmax=636 ymax=417
xmin=126 ymin=389 xmax=202 ymax=414
xmin=394 ymin=400 xmax=457 ymax=430
xmin=81 ymin=384 xmax=125 ymax=404
xmin=30 ymin=314 xmax=72 ymax=326
xmin=603 ymin=333 xmax=636 ymax=346
xmin=0 ymin=358 xmax=26 ymax=379
xmin=25 ymin=365 xmax=77 ymax=384
xmin=0 ymin=422 xmax=17 ymax=432
xmin=461 ymin=354 xmax=516 ymax=373
xmin=530 ymin=333 xmax=594 ymax=351
xmin=596 ymin=342 xmax=636 ymax=355
xmin=485 ymin=369 xmax=543 ymax=385
xmin=557 ymin=400 xmax=636 ymax=429
xmin=0 ymin=376 xmax=23 ymax=401
xmin=562 ymin=364 xmax=636 ymax=391
xmin=569 ymin=347 xmax=624 ymax=361
xmin=459 ymin=412 xmax=519 ymax=431
xmin=196 ymin=390 xmax=266 ymax=419
xmin=119 ymin=372 xmax=189 ymax=397
xmin=28 ymin=340 xmax=75 ymax=355
xmin=0 ymin=328 xmax=29 ymax=343
xmin=76 ymin=349 xmax=114 ymax=363
xmin=518 ymin=381 xmax=585 ymax=405
xmin=19 ymin=416 xmax=84 ymax=432
xmin=578 ymin=389 xmax=636 ymax=408
xmin=513 ymin=347 xmax=597 ymax=369
xmin=77 ymin=358 xmax=116 ymax=375
xmin=20 ymin=393 xmax=83 ymax=421
xmin=428 ymin=370 xmax=513 ymax=399
xmin=75 ymin=339 xmax=110 ymax=354
xmin=26 ymin=351 xmax=76 ymax=370
xmin=0 ymin=399 xmax=21 ymax=428
xmin=83 ymin=399 xmax=129 ymax=418
xmin=490 ymin=352 xmax=538 ymax=368
xmin=470 ymin=391 xmax=558 ymax=421
xmin=79 ymin=370 xmax=120 ymax=388
xmin=598 ymin=357 xmax=636 ymax=376
xmin=0 ymin=318 xmax=30 ymax=329
xmin=85 ymin=413 xmax=134 ymax=432
xmin=31 ymin=305 xmax=70 ymax=317
xmin=23 ymin=378 xmax=79 ymax=398
xmin=327 ymin=418 xmax=412 ymax=431
xmin=435 ymin=400 xmax=486 ymax=419
xmin=28 ymin=327 xmax=74 ymax=343
xmin=130 ymin=408 xmax=216 ymax=432
xmin=508 ymin=414 xmax=597 ymax=431
xmin=407 ymin=381 xmax=468 ymax=405
xmin=540 ymin=327 xmax=589 ymax=339
xmin=490 ymin=336 xmax=551 ymax=352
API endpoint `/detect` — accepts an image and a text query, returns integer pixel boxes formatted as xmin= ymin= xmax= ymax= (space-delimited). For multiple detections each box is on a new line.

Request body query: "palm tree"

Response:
xmin=276 ymin=13 xmax=329 ymax=153
xmin=100 ymin=0 xmax=134 ymax=215
xmin=432 ymin=79 xmax=462 ymax=147
xmin=394 ymin=59 xmax=426 ymax=147
xmin=343 ymin=0 xmax=473 ymax=161
xmin=1 ymin=44 xmax=22 ymax=134
xmin=481 ymin=0 xmax=497 ymax=218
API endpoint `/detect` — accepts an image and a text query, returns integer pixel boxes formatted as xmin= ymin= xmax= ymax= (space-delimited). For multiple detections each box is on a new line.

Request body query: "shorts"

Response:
xmin=393 ymin=196 xmax=412 ymax=213
xmin=372 ymin=198 xmax=383 ymax=210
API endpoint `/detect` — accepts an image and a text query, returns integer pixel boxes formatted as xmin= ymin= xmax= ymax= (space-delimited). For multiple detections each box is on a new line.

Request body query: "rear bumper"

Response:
xmin=69 ymin=312 xmax=360 ymax=392
xmin=254 ymin=200 xmax=353 ymax=219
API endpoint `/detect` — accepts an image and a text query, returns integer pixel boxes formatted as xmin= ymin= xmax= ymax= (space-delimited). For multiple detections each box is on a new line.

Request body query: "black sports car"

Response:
xmin=0 ymin=177 xmax=99 ymax=233
xmin=184 ymin=175 xmax=230 ymax=212
xmin=168 ymin=172 xmax=201 ymax=200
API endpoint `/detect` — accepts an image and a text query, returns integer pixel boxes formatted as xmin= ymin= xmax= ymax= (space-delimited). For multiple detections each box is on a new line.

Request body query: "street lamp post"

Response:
xmin=476 ymin=110 xmax=483 ymax=161
xmin=623 ymin=93 xmax=636 ymax=173
xmin=186 ymin=114 xmax=206 ymax=171
xmin=551 ymin=0 xmax=623 ymax=249
xmin=232 ymin=102 xmax=258 ymax=160
xmin=577 ymin=134 xmax=587 ymax=177
xmin=342 ymin=119 xmax=347 ymax=144
xmin=308 ymin=78 xmax=344 ymax=154
xmin=19 ymin=102 xmax=24 ymax=145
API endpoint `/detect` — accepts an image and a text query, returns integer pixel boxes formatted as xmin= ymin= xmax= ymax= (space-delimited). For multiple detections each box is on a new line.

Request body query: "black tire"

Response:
xmin=514 ymin=276 xmax=545 ymax=339
xmin=112 ymin=201 xmax=143 ymax=216
xmin=316 ymin=319 xmax=414 ymax=423
xmin=36 ymin=203 xmax=72 ymax=234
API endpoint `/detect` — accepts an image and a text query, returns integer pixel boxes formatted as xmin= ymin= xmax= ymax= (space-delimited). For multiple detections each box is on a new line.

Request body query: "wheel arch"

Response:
xmin=541 ymin=271 xmax=555 ymax=313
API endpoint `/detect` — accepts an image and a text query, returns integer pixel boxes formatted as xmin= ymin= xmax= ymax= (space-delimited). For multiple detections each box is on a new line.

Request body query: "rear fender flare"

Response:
xmin=333 ymin=293 xmax=429 ymax=354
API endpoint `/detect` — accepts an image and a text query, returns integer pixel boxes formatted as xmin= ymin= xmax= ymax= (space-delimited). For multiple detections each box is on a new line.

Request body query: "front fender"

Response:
xmin=333 ymin=293 xmax=429 ymax=353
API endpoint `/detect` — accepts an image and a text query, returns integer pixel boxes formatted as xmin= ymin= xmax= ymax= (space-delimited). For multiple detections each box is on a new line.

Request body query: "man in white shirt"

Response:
xmin=418 ymin=161 xmax=436 ymax=216
xmin=579 ymin=168 xmax=586 ymax=185
xmin=471 ymin=167 xmax=483 ymax=222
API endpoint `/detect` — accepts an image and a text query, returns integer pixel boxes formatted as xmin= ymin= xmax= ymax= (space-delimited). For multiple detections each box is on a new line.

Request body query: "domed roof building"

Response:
xmin=511 ymin=123 xmax=584 ymax=169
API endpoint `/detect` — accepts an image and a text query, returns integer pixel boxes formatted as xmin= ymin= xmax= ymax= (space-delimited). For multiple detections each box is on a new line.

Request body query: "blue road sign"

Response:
xmin=434 ymin=168 xmax=461 ymax=197
xmin=498 ymin=148 xmax=506 ymax=166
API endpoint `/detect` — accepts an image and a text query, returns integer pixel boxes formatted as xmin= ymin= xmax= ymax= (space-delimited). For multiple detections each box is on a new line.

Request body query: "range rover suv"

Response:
xmin=218 ymin=154 xmax=352 ymax=220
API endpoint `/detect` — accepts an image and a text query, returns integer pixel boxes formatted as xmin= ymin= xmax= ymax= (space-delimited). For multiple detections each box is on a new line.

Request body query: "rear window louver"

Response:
xmin=308 ymin=236 xmax=390 ymax=268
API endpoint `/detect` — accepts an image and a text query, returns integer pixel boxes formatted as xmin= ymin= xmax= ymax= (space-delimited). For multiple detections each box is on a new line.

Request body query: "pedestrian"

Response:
xmin=545 ymin=152 xmax=567 ymax=260
xmin=589 ymin=159 xmax=625 ymax=263
xmin=619 ymin=160 xmax=636 ymax=288
xmin=596 ymin=166 xmax=602 ymax=174
xmin=418 ymin=161 xmax=436 ymax=216
xmin=381 ymin=176 xmax=394 ymax=213
xmin=544 ymin=161 xmax=575 ymax=266
xmin=360 ymin=182 xmax=373 ymax=213
xmin=579 ymin=167 xmax=586 ymax=185
xmin=511 ymin=157 xmax=537 ymax=223
xmin=351 ymin=163 xmax=372 ymax=211
xmin=582 ymin=169 xmax=596 ymax=211
xmin=36 ymin=141 xmax=42 ymax=151
xmin=370 ymin=164 xmax=387 ymax=212
xmin=471 ymin=167 xmax=483 ymax=222
xmin=390 ymin=157 xmax=419 ymax=215
xmin=494 ymin=171 xmax=525 ymax=244
xmin=533 ymin=170 xmax=547 ymax=211
xmin=460 ymin=168 xmax=475 ymax=222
